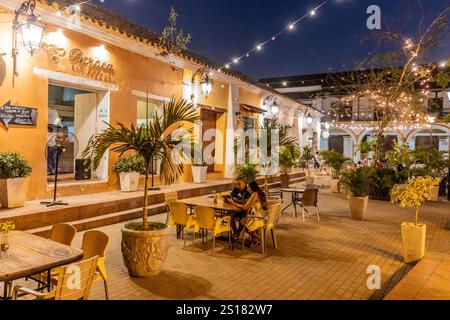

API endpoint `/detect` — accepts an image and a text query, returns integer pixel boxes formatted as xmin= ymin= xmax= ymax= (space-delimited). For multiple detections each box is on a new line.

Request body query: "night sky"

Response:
xmin=94 ymin=0 xmax=450 ymax=80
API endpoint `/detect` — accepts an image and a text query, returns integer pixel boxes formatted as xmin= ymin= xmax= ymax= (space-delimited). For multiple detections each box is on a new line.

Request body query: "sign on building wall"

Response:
xmin=0 ymin=101 xmax=38 ymax=129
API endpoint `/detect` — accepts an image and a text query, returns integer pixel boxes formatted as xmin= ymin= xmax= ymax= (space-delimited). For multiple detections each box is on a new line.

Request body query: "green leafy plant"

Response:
xmin=367 ymin=167 xmax=399 ymax=200
xmin=358 ymin=140 xmax=376 ymax=160
xmin=0 ymin=152 xmax=32 ymax=179
xmin=235 ymin=163 xmax=259 ymax=183
xmin=339 ymin=167 xmax=373 ymax=197
xmin=411 ymin=146 xmax=447 ymax=178
xmin=279 ymin=147 xmax=297 ymax=174
xmin=82 ymin=98 xmax=198 ymax=230
xmin=113 ymin=156 xmax=145 ymax=174
xmin=320 ymin=150 xmax=349 ymax=179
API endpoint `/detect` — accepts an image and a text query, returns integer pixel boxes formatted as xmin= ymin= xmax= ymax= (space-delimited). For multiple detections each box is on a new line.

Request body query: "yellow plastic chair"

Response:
xmin=164 ymin=191 xmax=180 ymax=224
xmin=81 ymin=230 xmax=110 ymax=300
xmin=242 ymin=202 xmax=282 ymax=254
xmin=167 ymin=201 xmax=196 ymax=248
xmin=13 ymin=256 xmax=99 ymax=300
xmin=27 ymin=223 xmax=77 ymax=287
xmin=193 ymin=206 xmax=232 ymax=255
xmin=49 ymin=223 xmax=77 ymax=246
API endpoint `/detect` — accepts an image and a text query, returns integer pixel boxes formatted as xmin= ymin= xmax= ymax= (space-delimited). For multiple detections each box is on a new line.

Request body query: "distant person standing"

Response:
xmin=47 ymin=127 xmax=58 ymax=175
xmin=313 ymin=151 xmax=321 ymax=169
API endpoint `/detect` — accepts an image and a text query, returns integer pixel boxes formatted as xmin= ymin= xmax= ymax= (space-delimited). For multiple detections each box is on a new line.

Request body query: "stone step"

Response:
xmin=29 ymin=203 xmax=168 ymax=238
xmin=1 ymin=171 xmax=306 ymax=233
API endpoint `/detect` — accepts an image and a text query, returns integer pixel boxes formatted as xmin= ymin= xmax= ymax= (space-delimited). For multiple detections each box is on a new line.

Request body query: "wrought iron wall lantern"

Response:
xmin=191 ymin=67 xmax=213 ymax=99
xmin=263 ymin=95 xmax=279 ymax=116
xmin=12 ymin=0 xmax=45 ymax=82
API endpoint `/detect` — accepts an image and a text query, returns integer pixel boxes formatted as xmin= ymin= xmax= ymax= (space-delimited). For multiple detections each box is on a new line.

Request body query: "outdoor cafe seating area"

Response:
xmin=1 ymin=179 xmax=321 ymax=300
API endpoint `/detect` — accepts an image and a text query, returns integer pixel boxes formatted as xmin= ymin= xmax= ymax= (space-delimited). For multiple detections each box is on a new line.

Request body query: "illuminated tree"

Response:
xmin=328 ymin=6 xmax=450 ymax=161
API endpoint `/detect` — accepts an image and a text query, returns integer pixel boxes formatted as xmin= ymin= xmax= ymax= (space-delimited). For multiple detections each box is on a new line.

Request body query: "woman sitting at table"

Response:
xmin=228 ymin=181 xmax=268 ymax=244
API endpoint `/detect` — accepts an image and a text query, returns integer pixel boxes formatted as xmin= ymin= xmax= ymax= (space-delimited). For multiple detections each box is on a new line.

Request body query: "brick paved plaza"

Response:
xmin=69 ymin=190 xmax=450 ymax=300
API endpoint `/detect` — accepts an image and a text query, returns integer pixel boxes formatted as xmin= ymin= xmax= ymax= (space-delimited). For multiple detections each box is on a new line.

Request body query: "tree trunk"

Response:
xmin=142 ymin=161 xmax=151 ymax=230
xmin=415 ymin=206 xmax=419 ymax=226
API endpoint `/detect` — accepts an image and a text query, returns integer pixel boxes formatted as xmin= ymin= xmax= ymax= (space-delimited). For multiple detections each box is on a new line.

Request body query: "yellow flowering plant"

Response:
xmin=391 ymin=176 xmax=440 ymax=226
xmin=1 ymin=221 xmax=15 ymax=251
xmin=1 ymin=221 xmax=15 ymax=233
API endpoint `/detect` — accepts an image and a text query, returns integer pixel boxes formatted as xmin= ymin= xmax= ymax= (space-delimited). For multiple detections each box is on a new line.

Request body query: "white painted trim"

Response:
xmin=33 ymin=67 xmax=120 ymax=91
xmin=131 ymin=90 xmax=170 ymax=102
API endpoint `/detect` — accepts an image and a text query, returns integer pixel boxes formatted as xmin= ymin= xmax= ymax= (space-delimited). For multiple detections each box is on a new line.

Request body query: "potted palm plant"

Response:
xmin=320 ymin=150 xmax=348 ymax=193
xmin=339 ymin=167 xmax=373 ymax=220
xmin=113 ymin=156 xmax=145 ymax=192
xmin=235 ymin=163 xmax=259 ymax=183
xmin=279 ymin=147 xmax=297 ymax=188
xmin=0 ymin=152 xmax=32 ymax=208
xmin=391 ymin=176 xmax=440 ymax=263
xmin=191 ymin=143 xmax=208 ymax=184
xmin=82 ymin=98 xmax=198 ymax=277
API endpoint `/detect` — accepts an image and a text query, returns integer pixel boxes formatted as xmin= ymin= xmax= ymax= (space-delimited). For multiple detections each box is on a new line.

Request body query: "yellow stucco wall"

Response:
xmin=0 ymin=19 xmax=184 ymax=199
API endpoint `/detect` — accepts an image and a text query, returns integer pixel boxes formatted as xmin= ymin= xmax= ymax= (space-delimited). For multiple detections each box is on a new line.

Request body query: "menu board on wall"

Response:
xmin=0 ymin=101 xmax=38 ymax=129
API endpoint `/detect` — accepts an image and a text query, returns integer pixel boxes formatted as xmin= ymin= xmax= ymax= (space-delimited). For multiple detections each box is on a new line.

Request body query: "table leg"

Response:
xmin=47 ymin=268 xmax=51 ymax=292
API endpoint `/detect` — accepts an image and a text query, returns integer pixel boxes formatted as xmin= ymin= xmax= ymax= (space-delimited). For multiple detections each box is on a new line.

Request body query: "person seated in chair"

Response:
xmin=230 ymin=177 xmax=251 ymax=204
xmin=228 ymin=181 xmax=268 ymax=244
xmin=227 ymin=177 xmax=251 ymax=239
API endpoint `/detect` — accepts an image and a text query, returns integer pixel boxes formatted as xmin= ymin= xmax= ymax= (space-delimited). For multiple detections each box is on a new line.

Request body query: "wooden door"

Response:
xmin=201 ymin=109 xmax=217 ymax=173
xmin=329 ymin=136 xmax=344 ymax=154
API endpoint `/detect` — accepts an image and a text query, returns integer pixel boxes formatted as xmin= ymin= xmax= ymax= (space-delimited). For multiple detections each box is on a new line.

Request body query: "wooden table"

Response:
xmin=178 ymin=195 xmax=241 ymax=249
xmin=0 ymin=231 xmax=83 ymax=299
xmin=280 ymin=188 xmax=305 ymax=216
xmin=178 ymin=195 xmax=241 ymax=213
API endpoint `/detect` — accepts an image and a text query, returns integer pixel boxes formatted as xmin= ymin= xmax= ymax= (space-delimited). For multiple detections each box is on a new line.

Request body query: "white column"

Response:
xmin=224 ymin=86 xmax=239 ymax=179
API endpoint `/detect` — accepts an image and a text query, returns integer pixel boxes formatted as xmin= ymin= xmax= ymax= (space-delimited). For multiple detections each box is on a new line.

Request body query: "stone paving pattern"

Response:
xmin=7 ymin=189 xmax=450 ymax=300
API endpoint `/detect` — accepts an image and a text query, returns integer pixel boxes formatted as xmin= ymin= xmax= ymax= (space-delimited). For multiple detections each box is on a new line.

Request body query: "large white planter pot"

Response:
xmin=349 ymin=196 xmax=368 ymax=220
xmin=330 ymin=178 xmax=340 ymax=193
xmin=192 ymin=166 xmax=208 ymax=184
xmin=121 ymin=224 xmax=170 ymax=277
xmin=401 ymin=222 xmax=426 ymax=263
xmin=0 ymin=177 xmax=29 ymax=208
xmin=428 ymin=185 xmax=439 ymax=202
xmin=119 ymin=172 xmax=140 ymax=192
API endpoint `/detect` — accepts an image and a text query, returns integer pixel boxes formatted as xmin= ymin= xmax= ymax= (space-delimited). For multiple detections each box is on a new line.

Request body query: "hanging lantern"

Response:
xmin=15 ymin=0 xmax=45 ymax=56
xmin=192 ymin=67 xmax=214 ymax=99
xmin=324 ymin=122 xmax=330 ymax=130
xmin=271 ymin=100 xmax=279 ymax=115
xmin=200 ymin=75 xmax=213 ymax=98
xmin=306 ymin=116 xmax=313 ymax=125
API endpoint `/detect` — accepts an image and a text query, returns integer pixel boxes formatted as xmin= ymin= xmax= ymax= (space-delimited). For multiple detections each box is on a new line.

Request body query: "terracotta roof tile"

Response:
xmin=40 ymin=0 xmax=304 ymax=106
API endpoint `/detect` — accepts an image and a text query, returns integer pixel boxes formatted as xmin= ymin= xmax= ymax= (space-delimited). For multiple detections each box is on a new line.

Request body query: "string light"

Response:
xmin=217 ymin=0 xmax=329 ymax=71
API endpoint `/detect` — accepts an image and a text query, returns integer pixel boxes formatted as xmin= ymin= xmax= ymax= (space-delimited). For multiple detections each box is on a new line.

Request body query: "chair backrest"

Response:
xmin=194 ymin=206 xmax=216 ymax=230
xmin=81 ymin=230 xmax=109 ymax=260
xmin=302 ymin=188 xmax=318 ymax=206
xmin=266 ymin=202 xmax=282 ymax=229
xmin=305 ymin=184 xmax=320 ymax=190
xmin=53 ymin=256 xmax=99 ymax=300
xmin=164 ymin=191 xmax=179 ymax=203
xmin=168 ymin=201 xmax=190 ymax=225
xmin=49 ymin=223 xmax=77 ymax=246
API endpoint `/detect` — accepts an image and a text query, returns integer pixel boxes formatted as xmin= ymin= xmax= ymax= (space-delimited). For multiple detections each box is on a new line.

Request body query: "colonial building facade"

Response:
xmin=0 ymin=0 xmax=312 ymax=201
xmin=261 ymin=71 xmax=450 ymax=161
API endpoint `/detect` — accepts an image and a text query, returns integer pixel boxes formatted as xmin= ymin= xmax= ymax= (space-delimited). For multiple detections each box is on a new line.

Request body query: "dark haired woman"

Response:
xmin=229 ymin=181 xmax=268 ymax=244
